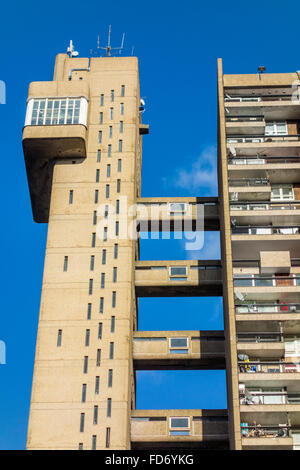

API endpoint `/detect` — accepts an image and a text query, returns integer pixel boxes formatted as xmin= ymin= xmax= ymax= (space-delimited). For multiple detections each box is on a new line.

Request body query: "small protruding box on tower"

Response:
xmin=260 ymin=251 xmax=291 ymax=274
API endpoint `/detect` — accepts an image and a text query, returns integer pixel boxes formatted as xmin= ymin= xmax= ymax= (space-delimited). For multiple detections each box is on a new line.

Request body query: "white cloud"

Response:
xmin=165 ymin=145 xmax=218 ymax=196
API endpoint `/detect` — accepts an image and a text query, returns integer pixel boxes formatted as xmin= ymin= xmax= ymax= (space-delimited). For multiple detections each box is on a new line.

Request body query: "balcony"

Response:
xmin=241 ymin=424 xmax=293 ymax=450
xmin=136 ymin=197 xmax=219 ymax=232
xmin=233 ymin=273 xmax=300 ymax=301
xmin=23 ymin=96 xmax=88 ymax=222
xmin=230 ymin=200 xmax=300 ymax=226
xmin=131 ymin=409 xmax=228 ymax=449
xmin=227 ymin=134 xmax=300 ymax=157
xmin=135 ymin=260 xmax=222 ymax=297
xmin=228 ymin=155 xmax=300 ymax=183
xmin=235 ymin=302 xmax=300 ymax=324
xmin=133 ymin=330 xmax=225 ymax=370
xmin=225 ymin=116 xmax=265 ymax=135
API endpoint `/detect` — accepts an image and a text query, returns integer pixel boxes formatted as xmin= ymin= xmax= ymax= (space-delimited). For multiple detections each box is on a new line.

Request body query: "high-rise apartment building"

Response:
xmin=22 ymin=52 xmax=300 ymax=450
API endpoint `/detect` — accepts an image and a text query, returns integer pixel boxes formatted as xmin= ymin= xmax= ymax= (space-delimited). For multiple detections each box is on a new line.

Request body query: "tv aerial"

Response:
xmin=67 ymin=40 xmax=79 ymax=57
xmin=90 ymin=25 xmax=125 ymax=57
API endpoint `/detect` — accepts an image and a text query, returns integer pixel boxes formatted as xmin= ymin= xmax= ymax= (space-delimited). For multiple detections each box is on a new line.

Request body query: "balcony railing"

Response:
xmin=241 ymin=424 xmax=290 ymax=438
xmin=225 ymin=94 xmax=298 ymax=102
xmin=235 ymin=302 xmax=300 ymax=314
xmin=237 ymin=333 xmax=283 ymax=343
xmin=230 ymin=201 xmax=300 ymax=211
xmin=228 ymin=135 xmax=300 ymax=144
xmin=226 ymin=116 xmax=265 ymax=122
xmin=228 ymin=155 xmax=300 ymax=165
xmin=229 ymin=178 xmax=270 ymax=187
xmin=238 ymin=361 xmax=300 ymax=374
xmin=232 ymin=225 xmax=300 ymax=235
xmin=240 ymin=391 xmax=300 ymax=405
xmin=232 ymin=258 xmax=300 ymax=267
xmin=234 ymin=275 xmax=300 ymax=288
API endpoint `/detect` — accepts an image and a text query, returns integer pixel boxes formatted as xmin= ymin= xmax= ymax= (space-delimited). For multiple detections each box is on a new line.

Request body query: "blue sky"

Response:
xmin=0 ymin=0 xmax=300 ymax=450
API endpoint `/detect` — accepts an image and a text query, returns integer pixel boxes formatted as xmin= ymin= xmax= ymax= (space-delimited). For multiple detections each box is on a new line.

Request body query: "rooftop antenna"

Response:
xmin=258 ymin=66 xmax=266 ymax=80
xmin=91 ymin=25 xmax=125 ymax=57
xmin=67 ymin=40 xmax=79 ymax=57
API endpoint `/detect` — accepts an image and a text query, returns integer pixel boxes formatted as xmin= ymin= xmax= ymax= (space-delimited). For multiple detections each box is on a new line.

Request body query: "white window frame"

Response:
xmin=265 ymin=121 xmax=288 ymax=136
xmin=168 ymin=202 xmax=187 ymax=214
xmin=169 ymin=337 xmax=188 ymax=349
xmin=25 ymin=97 xmax=88 ymax=127
xmin=169 ymin=417 xmax=190 ymax=430
xmin=271 ymin=185 xmax=294 ymax=201
xmin=169 ymin=266 xmax=187 ymax=277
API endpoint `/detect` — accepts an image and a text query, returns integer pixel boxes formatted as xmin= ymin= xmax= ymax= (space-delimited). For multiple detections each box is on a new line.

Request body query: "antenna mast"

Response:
xmin=90 ymin=25 xmax=125 ymax=57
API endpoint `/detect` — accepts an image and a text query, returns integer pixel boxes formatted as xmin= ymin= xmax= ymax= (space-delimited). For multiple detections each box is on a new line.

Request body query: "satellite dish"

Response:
xmin=140 ymin=99 xmax=145 ymax=106
xmin=235 ymin=290 xmax=245 ymax=302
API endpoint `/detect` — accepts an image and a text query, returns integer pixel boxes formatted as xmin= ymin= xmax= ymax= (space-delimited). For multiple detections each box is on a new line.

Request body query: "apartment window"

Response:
xmin=63 ymin=256 xmax=68 ymax=272
xmin=85 ymin=329 xmax=90 ymax=347
xmin=170 ymin=417 xmax=190 ymax=430
xmin=271 ymin=185 xmax=294 ymax=201
xmin=114 ymin=244 xmax=118 ymax=259
xmin=120 ymin=103 xmax=124 ymax=115
xmin=104 ymin=205 xmax=109 ymax=219
xmin=98 ymin=131 xmax=102 ymax=143
xmin=108 ymin=369 xmax=113 ymax=387
xmin=89 ymin=279 xmax=93 ymax=295
xmin=96 ymin=348 xmax=101 ymax=366
xmin=98 ymin=322 xmax=103 ymax=340
xmin=99 ymin=112 xmax=103 ymax=124
xmin=83 ymin=356 xmax=88 ymax=374
xmin=111 ymin=316 xmax=115 ymax=333
xmin=103 ymin=227 xmax=108 ymax=242
xmin=101 ymin=273 xmax=105 ymax=288
xmin=117 ymin=179 xmax=121 ymax=193
xmin=108 ymin=144 xmax=112 ymax=157
xmin=99 ymin=297 xmax=104 ymax=314
xmin=94 ymin=190 xmax=99 ymax=204
xmin=95 ymin=376 xmax=100 ymax=395
xmin=100 ymin=94 xmax=104 ymax=106
xmin=93 ymin=210 xmax=97 ymax=225
xmin=92 ymin=435 xmax=97 ymax=450
xmin=118 ymin=140 xmax=123 ymax=152
xmin=78 ymin=443 xmax=83 ymax=450
xmin=92 ymin=232 xmax=96 ymax=247
xmin=93 ymin=406 xmax=98 ymax=425
xmin=87 ymin=303 xmax=92 ymax=320
xmin=119 ymin=121 xmax=123 ymax=133
xmin=106 ymin=184 xmax=110 ymax=199
xmin=90 ymin=256 xmax=95 ymax=271
xmin=117 ymin=159 xmax=122 ymax=172
xmin=109 ymin=126 xmax=113 ymax=138
xmin=113 ymin=267 xmax=117 ymax=283
xmin=109 ymin=342 xmax=114 ymax=359
xmin=265 ymin=121 xmax=288 ymax=136
xmin=115 ymin=221 xmax=119 ymax=237
xmin=96 ymin=169 xmax=100 ymax=183
xmin=116 ymin=200 xmax=120 ymax=214
xmin=80 ymin=413 xmax=85 ymax=432
xmin=169 ymin=266 xmax=187 ymax=277
xmin=97 ymin=149 xmax=101 ymax=162
xmin=121 ymin=85 xmax=125 ymax=97
xmin=106 ymin=428 xmax=111 ymax=448
xmin=57 ymin=329 xmax=62 ymax=347
xmin=81 ymin=384 xmax=87 ymax=403
xmin=112 ymin=291 xmax=116 ymax=308
xmin=27 ymin=97 xmax=87 ymax=126
xmin=107 ymin=398 xmax=112 ymax=417
xmin=110 ymin=107 xmax=113 ymax=120
xmin=107 ymin=164 xmax=111 ymax=178
xmin=69 ymin=190 xmax=73 ymax=204
xmin=110 ymin=90 xmax=114 ymax=102
xmin=169 ymin=337 xmax=188 ymax=349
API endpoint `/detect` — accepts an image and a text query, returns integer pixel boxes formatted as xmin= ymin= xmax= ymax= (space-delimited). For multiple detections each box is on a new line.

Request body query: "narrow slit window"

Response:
xmin=98 ymin=131 xmax=102 ymax=143
xmin=110 ymin=90 xmax=114 ymax=102
xmin=80 ymin=413 xmax=85 ymax=433
xmin=63 ymin=256 xmax=68 ymax=272
xmin=118 ymin=140 xmax=123 ymax=152
xmin=90 ymin=255 xmax=95 ymax=271
xmin=85 ymin=329 xmax=90 ymax=347
xmin=108 ymin=369 xmax=113 ymax=387
xmin=99 ymin=112 xmax=103 ymax=124
xmin=102 ymin=249 xmax=107 ymax=265
xmin=89 ymin=279 xmax=93 ymax=295
xmin=115 ymin=221 xmax=119 ymax=237
xmin=120 ymin=103 xmax=124 ymax=115
xmin=96 ymin=169 xmax=100 ymax=183
xmin=107 ymin=164 xmax=111 ymax=178
xmin=97 ymin=149 xmax=101 ymax=162
xmin=104 ymin=205 xmax=109 ymax=219
xmin=92 ymin=435 xmax=97 ymax=450
xmin=113 ymin=267 xmax=117 ymax=283
xmin=116 ymin=200 xmax=120 ymax=214
xmin=93 ymin=406 xmax=98 ymax=425
xmin=78 ymin=443 xmax=83 ymax=450
xmin=82 ymin=384 xmax=87 ymax=403
xmin=109 ymin=342 xmax=114 ymax=359
xmin=117 ymin=159 xmax=122 ymax=172
xmin=101 ymin=273 xmax=105 ymax=288
xmin=99 ymin=297 xmax=104 ymax=314
xmin=106 ymin=184 xmax=110 ymax=199
xmin=111 ymin=316 xmax=115 ymax=333
xmin=106 ymin=428 xmax=110 ymax=448
xmin=83 ymin=356 xmax=88 ymax=373
xmin=57 ymin=329 xmax=62 ymax=347
xmin=109 ymin=126 xmax=113 ymax=138
xmin=110 ymin=107 xmax=113 ymax=120
xmin=100 ymin=94 xmax=104 ymax=106
xmin=98 ymin=322 xmax=103 ymax=340
xmin=103 ymin=227 xmax=107 ymax=242
xmin=108 ymin=144 xmax=112 ymax=157
xmin=119 ymin=121 xmax=123 ymax=133
xmin=117 ymin=179 xmax=121 ymax=193
xmin=107 ymin=398 xmax=112 ymax=417
xmin=87 ymin=303 xmax=92 ymax=320
xmin=112 ymin=291 xmax=116 ymax=308
xmin=69 ymin=190 xmax=73 ymax=204
xmin=95 ymin=376 xmax=100 ymax=395
xmin=114 ymin=244 xmax=118 ymax=259
xmin=96 ymin=348 xmax=101 ymax=366
xmin=94 ymin=190 xmax=99 ymax=204
xmin=121 ymin=85 xmax=125 ymax=97
xmin=92 ymin=233 xmax=96 ymax=247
